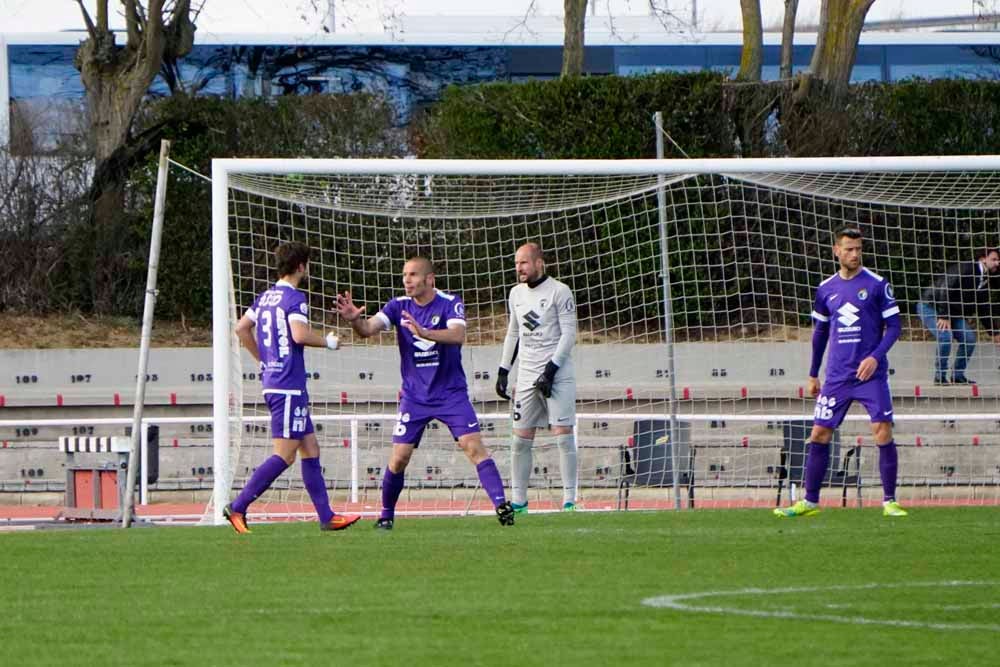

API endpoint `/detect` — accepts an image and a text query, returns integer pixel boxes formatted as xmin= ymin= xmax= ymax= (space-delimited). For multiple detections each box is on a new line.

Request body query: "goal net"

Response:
xmin=209 ymin=157 xmax=1000 ymax=524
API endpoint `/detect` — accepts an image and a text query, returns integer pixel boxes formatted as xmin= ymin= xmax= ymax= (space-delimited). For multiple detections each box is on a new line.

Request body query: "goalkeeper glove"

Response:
xmin=533 ymin=361 xmax=559 ymax=399
xmin=325 ymin=332 xmax=340 ymax=350
xmin=495 ymin=367 xmax=510 ymax=400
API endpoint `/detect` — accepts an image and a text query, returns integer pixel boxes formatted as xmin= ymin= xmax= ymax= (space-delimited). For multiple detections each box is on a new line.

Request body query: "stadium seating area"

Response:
xmin=2 ymin=345 xmax=998 ymax=505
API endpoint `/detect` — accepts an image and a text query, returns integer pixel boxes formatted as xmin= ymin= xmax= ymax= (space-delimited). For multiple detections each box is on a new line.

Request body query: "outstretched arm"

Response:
xmin=289 ymin=321 xmax=340 ymax=350
xmin=336 ymin=291 xmax=387 ymax=338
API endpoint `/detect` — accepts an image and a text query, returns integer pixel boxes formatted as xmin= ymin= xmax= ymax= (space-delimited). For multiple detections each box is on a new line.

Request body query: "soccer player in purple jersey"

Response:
xmin=225 ymin=241 xmax=360 ymax=533
xmin=774 ymin=227 xmax=908 ymax=518
xmin=336 ymin=256 xmax=515 ymax=529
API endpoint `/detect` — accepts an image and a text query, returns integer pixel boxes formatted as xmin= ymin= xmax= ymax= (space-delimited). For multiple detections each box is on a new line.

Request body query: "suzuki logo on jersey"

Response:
xmin=523 ymin=310 xmax=542 ymax=331
xmin=411 ymin=335 xmax=436 ymax=352
xmin=814 ymin=394 xmax=837 ymax=421
xmin=837 ymin=302 xmax=860 ymax=327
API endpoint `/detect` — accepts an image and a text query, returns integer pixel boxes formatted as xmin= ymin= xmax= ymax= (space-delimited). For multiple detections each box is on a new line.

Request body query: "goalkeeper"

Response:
xmin=495 ymin=243 xmax=579 ymax=512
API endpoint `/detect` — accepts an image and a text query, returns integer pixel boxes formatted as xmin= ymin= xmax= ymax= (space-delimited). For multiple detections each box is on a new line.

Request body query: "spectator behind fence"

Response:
xmin=916 ymin=247 xmax=1000 ymax=385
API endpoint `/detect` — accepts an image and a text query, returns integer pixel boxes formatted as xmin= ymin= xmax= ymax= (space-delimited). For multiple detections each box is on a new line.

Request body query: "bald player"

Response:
xmin=496 ymin=243 xmax=579 ymax=513
xmin=337 ymin=256 xmax=515 ymax=529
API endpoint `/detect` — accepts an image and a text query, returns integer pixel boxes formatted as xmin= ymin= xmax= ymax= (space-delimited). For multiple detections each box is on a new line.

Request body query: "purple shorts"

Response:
xmin=392 ymin=394 xmax=480 ymax=446
xmin=813 ymin=377 xmax=894 ymax=430
xmin=263 ymin=389 xmax=314 ymax=440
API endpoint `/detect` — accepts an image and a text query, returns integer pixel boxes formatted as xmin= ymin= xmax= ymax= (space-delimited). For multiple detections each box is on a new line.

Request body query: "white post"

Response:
xmin=211 ymin=160 xmax=232 ymax=525
xmin=0 ymin=36 xmax=10 ymax=148
xmin=350 ymin=418 xmax=359 ymax=504
xmin=140 ymin=424 xmax=149 ymax=505
xmin=654 ymin=112 xmax=682 ymax=511
xmin=122 ymin=140 xmax=171 ymax=528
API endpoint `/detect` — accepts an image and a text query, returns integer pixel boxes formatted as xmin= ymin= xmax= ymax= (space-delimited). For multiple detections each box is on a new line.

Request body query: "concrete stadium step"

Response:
xmin=5 ymin=344 xmax=1000 ymax=408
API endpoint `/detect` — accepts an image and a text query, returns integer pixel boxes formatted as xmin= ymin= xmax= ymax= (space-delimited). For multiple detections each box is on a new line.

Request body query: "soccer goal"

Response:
xmin=209 ymin=157 xmax=1000 ymax=524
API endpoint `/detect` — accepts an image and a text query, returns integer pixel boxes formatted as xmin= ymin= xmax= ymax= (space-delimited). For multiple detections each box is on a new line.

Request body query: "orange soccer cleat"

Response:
xmin=321 ymin=514 xmax=361 ymax=531
xmin=223 ymin=504 xmax=251 ymax=534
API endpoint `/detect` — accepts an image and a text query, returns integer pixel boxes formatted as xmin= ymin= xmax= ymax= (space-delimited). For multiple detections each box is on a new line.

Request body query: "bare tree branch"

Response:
xmin=738 ymin=0 xmax=763 ymax=81
xmin=780 ymin=0 xmax=799 ymax=80
xmin=74 ymin=0 xmax=98 ymax=40
xmin=126 ymin=0 xmax=142 ymax=49
xmin=143 ymin=0 xmax=168 ymax=82
xmin=562 ymin=0 xmax=588 ymax=77
xmin=96 ymin=0 xmax=109 ymax=33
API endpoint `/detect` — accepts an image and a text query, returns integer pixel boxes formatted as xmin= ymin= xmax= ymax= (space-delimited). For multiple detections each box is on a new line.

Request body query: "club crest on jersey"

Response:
xmin=454 ymin=302 xmax=465 ymax=317
xmin=857 ymin=288 xmax=868 ymax=301
xmin=431 ymin=315 xmax=440 ymax=326
xmin=885 ymin=283 xmax=894 ymax=299
xmin=539 ymin=299 xmax=548 ymax=309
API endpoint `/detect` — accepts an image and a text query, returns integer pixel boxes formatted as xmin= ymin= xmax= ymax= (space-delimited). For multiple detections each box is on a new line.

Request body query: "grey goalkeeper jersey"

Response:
xmin=499 ymin=276 xmax=577 ymax=389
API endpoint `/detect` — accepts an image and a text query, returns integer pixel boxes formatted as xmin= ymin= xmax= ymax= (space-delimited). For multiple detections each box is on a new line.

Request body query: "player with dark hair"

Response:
xmin=225 ymin=241 xmax=360 ymax=533
xmin=775 ymin=227 xmax=907 ymax=518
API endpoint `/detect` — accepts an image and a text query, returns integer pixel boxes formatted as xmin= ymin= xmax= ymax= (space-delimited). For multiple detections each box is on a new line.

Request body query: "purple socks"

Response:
xmin=380 ymin=459 xmax=506 ymax=520
xmin=803 ymin=441 xmax=830 ymax=504
xmin=301 ymin=457 xmax=334 ymax=524
xmin=476 ymin=458 xmax=507 ymax=508
xmin=380 ymin=468 xmax=406 ymax=520
xmin=231 ymin=454 xmax=289 ymax=514
xmin=878 ymin=440 xmax=898 ymax=502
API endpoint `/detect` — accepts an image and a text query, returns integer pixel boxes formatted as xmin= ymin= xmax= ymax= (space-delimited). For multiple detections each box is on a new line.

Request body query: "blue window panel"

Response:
xmin=850 ymin=65 xmax=883 ymax=82
xmin=890 ymin=64 xmax=999 ymax=81
xmin=9 ymin=45 xmax=82 ymax=99
xmin=618 ymin=64 xmax=702 ymax=75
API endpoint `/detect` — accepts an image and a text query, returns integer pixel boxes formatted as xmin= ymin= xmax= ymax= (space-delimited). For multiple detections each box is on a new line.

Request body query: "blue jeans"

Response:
xmin=916 ymin=301 xmax=976 ymax=379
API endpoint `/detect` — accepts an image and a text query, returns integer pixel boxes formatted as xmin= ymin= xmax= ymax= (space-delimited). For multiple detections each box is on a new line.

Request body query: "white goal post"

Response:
xmin=210 ymin=156 xmax=1000 ymax=525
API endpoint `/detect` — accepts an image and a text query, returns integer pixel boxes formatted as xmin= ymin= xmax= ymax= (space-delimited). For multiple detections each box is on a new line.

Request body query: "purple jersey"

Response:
xmin=375 ymin=290 xmax=468 ymax=404
xmin=812 ymin=268 xmax=900 ymax=384
xmin=246 ymin=280 xmax=309 ymax=391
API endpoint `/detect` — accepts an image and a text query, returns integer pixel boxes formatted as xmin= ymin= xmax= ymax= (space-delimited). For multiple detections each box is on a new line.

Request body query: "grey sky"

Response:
xmin=0 ymin=1 xmax=990 ymax=34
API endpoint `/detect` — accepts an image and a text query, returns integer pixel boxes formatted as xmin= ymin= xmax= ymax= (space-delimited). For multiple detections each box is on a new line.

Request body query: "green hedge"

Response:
xmin=6 ymin=74 xmax=1000 ymax=326
xmin=418 ymin=71 xmax=731 ymax=159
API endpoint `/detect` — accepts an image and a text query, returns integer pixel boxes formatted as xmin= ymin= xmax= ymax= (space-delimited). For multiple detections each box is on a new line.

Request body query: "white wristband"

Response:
xmin=325 ymin=333 xmax=339 ymax=350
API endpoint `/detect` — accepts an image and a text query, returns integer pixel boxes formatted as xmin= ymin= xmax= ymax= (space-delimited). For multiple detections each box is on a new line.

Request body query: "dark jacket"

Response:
xmin=920 ymin=261 xmax=999 ymax=334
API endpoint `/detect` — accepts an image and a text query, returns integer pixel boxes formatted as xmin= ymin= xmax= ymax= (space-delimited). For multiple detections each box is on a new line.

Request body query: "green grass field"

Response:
xmin=2 ymin=507 xmax=999 ymax=666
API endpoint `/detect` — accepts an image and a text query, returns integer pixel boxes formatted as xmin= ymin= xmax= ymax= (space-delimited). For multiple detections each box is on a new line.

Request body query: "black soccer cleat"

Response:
xmin=496 ymin=501 xmax=515 ymax=526
xmin=374 ymin=517 xmax=394 ymax=530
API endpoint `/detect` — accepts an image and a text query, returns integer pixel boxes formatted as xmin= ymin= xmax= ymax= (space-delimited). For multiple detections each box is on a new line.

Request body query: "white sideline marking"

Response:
xmin=642 ymin=581 xmax=1000 ymax=632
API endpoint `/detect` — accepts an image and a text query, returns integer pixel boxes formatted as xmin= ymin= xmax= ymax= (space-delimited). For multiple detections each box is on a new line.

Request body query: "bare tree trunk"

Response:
xmin=562 ymin=0 xmax=588 ymax=78
xmin=806 ymin=0 xmax=875 ymax=93
xmin=780 ymin=0 xmax=799 ymax=80
xmin=73 ymin=1 xmax=195 ymax=313
xmin=737 ymin=0 xmax=763 ymax=81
